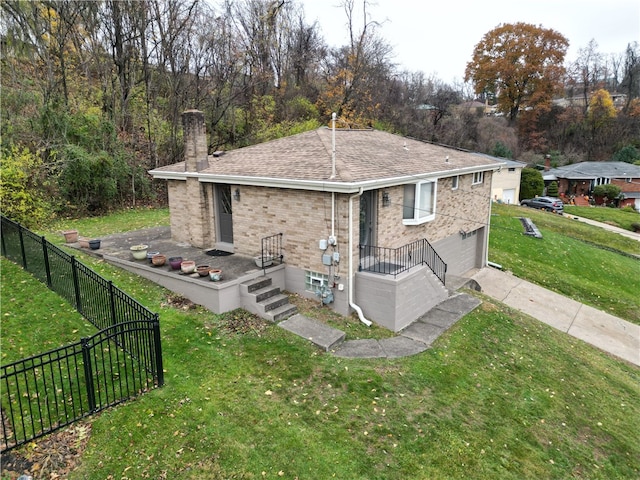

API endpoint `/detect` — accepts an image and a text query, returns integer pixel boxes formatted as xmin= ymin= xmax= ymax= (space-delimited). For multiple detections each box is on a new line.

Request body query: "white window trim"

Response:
xmin=472 ymin=171 xmax=484 ymax=185
xmin=451 ymin=175 xmax=459 ymax=190
xmin=403 ymin=180 xmax=437 ymax=225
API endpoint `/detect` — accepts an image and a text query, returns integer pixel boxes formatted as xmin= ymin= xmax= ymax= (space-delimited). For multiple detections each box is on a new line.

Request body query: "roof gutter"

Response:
xmin=149 ymin=163 xmax=501 ymax=194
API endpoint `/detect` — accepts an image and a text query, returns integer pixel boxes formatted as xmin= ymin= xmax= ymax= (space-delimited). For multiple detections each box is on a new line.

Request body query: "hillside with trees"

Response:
xmin=1 ymin=1 xmax=639 ymax=225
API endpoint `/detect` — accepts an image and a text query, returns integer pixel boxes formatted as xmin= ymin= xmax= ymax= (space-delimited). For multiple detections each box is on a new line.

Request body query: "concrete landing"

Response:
xmin=401 ymin=293 xmax=482 ymax=346
xmin=278 ymin=314 xmax=346 ymax=351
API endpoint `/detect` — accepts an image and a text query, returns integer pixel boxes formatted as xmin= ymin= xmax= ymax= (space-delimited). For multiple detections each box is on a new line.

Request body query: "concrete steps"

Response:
xmin=240 ymin=276 xmax=297 ymax=322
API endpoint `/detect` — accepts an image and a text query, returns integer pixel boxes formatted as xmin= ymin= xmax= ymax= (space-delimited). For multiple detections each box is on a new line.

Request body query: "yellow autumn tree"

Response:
xmin=587 ymin=89 xmax=617 ymax=128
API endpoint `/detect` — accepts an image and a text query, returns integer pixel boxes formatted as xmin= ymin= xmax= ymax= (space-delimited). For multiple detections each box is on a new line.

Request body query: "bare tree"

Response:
xmin=621 ymin=42 xmax=640 ymax=109
xmin=568 ymin=39 xmax=605 ymax=114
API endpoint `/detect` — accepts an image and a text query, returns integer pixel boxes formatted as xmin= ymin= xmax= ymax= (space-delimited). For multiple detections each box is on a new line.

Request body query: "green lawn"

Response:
xmin=1 ymin=207 xmax=639 ymax=479
xmin=2 ymin=256 xmax=639 ymax=479
xmin=489 ymin=203 xmax=640 ymax=324
xmin=564 ymin=205 xmax=640 ymax=232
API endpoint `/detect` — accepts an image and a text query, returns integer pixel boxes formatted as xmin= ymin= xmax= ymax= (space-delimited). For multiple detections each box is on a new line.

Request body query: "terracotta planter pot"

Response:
xmin=63 ymin=230 xmax=79 ymax=243
xmin=196 ymin=265 xmax=210 ymax=277
xmin=78 ymin=237 xmax=90 ymax=249
xmin=209 ymin=269 xmax=222 ymax=281
xmin=152 ymin=254 xmax=166 ymax=266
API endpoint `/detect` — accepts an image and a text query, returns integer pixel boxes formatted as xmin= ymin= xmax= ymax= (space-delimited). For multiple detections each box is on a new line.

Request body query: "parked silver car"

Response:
xmin=520 ymin=196 xmax=564 ymax=213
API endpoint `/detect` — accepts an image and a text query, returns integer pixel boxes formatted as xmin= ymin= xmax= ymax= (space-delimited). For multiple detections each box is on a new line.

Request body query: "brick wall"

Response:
xmin=167 ymin=179 xmax=213 ymax=247
xmin=376 ymin=173 xmax=492 ymax=249
xmin=232 ymin=186 xmax=350 ymax=273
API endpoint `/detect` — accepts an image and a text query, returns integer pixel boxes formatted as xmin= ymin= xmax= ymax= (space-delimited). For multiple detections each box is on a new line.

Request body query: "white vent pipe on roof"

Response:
xmin=330 ymin=113 xmax=337 ymax=244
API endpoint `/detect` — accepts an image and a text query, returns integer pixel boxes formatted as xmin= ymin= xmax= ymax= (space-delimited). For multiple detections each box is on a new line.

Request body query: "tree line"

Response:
xmin=1 ymin=0 xmax=639 ymax=226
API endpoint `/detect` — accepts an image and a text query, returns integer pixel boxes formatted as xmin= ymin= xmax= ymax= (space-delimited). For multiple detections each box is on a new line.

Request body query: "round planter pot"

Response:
xmin=209 ymin=269 xmax=222 ymax=281
xmin=196 ymin=265 xmax=210 ymax=277
xmin=78 ymin=237 xmax=90 ymax=249
xmin=146 ymin=251 xmax=160 ymax=263
xmin=130 ymin=244 xmax=149 ymax=260
xmin=180 ymin=260 xmax=196 ymax=274
xmin=168 ymin=257 xmax=183 ymax=270
xmin=254 ymin=255 xmax=273 ymax=268
xmin=89 ymin=239 xmax=101 ymax=250
xmin=152 ymin=254 xmax=166 ymax=266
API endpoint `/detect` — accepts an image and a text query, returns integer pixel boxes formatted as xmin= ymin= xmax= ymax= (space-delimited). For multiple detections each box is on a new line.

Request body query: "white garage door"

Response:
xmin=502 ymin=189 xmax=516 ymax=204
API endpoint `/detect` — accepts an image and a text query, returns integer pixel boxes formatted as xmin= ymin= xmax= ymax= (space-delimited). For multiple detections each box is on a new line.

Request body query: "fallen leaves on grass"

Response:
xmin=0 ymin=422 xmax=92 ymax=479
xmin=219 ymin=309 xmax=269 ymax=335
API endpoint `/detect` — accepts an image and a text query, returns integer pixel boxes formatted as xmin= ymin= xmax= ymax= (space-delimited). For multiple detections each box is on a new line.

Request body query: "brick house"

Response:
xmin=543 ymin=162 xmax=640 ymax=211
xmin=149 ymin=110 xmax=501 ymax=331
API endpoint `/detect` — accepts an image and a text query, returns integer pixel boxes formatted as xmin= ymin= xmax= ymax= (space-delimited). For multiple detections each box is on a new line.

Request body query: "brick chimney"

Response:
xmin=544 ymin=154 xmax=551 ymax=172
xmin=183 ymin=109 xmax=208 ymax=172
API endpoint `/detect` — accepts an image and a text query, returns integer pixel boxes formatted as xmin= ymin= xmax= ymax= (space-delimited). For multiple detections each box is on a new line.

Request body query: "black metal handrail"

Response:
xmin=259 ymin=233 xmax=284 ymax=271
xmin=1 ymin=215 xmax=164 ymax=452
xmin=358 ymin=238 xmax=447 ymax=284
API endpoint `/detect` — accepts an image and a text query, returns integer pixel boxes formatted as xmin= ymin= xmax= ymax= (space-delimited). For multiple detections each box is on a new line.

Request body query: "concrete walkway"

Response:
xmin=279 ymin=268 xmax=639 ymax=366
xmin=278 ymin=293 xmax=482 ymax=359
xmin=566 ymin=214 xmax=640 ymax=243
xmin=472 ymin=268 xmax=640 ymax=366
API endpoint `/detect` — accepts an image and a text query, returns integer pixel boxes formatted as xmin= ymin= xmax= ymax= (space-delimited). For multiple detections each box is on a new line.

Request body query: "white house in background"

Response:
xmin=489 ymin=158 xmax=526 ymax=204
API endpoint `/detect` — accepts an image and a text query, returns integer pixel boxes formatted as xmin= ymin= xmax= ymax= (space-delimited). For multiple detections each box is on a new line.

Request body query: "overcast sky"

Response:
xmin=302 ymin=0 xmax=640 ymax=84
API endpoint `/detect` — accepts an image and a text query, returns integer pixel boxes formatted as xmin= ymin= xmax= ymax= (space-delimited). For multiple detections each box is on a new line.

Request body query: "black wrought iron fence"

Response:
xmin=359 ymin=238 xmax=447 ymax=284
xmin=0 ymin=216 xmax=164 ymax=452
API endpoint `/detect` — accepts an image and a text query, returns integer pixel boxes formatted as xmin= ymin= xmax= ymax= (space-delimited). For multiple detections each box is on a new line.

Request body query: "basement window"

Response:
xmin=305 ymin=271 xmax=328 ymax=292
xmin=403 ymin=180 xmax=436 ymax=225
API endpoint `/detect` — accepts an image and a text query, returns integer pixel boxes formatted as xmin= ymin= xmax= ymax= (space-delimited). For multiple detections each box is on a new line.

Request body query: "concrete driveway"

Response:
xmin=472 ymin=268 xmax=639 ymax=366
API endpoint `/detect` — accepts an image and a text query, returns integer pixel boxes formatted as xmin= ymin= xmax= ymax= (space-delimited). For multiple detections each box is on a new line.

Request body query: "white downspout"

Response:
xmin=349 ymin=187 xmax=372 ymax=327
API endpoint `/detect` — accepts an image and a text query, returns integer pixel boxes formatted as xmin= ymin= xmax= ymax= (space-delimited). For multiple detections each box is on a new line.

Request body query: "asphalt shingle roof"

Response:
xmin=150 ymin=127 xmax=502 ymax=188
xmin=545 ymin=161 xmax=640 ymax=180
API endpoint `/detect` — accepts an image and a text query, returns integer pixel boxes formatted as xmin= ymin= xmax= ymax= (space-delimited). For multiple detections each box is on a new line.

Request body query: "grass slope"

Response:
xmin=1 ymin=207 xmax=638 ymax=479
xmin=489 ymin=203 xmax=640 ymax=324
xmin=564 ymin=205 xmax=640 ymax=232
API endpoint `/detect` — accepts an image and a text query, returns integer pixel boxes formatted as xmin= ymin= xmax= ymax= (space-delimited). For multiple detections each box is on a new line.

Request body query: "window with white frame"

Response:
xmin=451 ymin=175 xmax=459 ymax=190
xmin=305 ymin=271 xmax=328 ymax=292
xmin=595 ymin=177 xmax=610 ymax=186
xmin=472 ymin=171 xmax=484 ymax=185
xmin=403 ymin=180 xmax=436 ymax=225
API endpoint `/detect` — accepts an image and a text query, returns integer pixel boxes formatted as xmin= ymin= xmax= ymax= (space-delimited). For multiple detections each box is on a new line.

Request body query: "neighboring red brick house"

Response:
xmin=543 ymin=162 xmax=640 ymax=211
xmin=149 ymin=110 xmax=501 ymax=331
